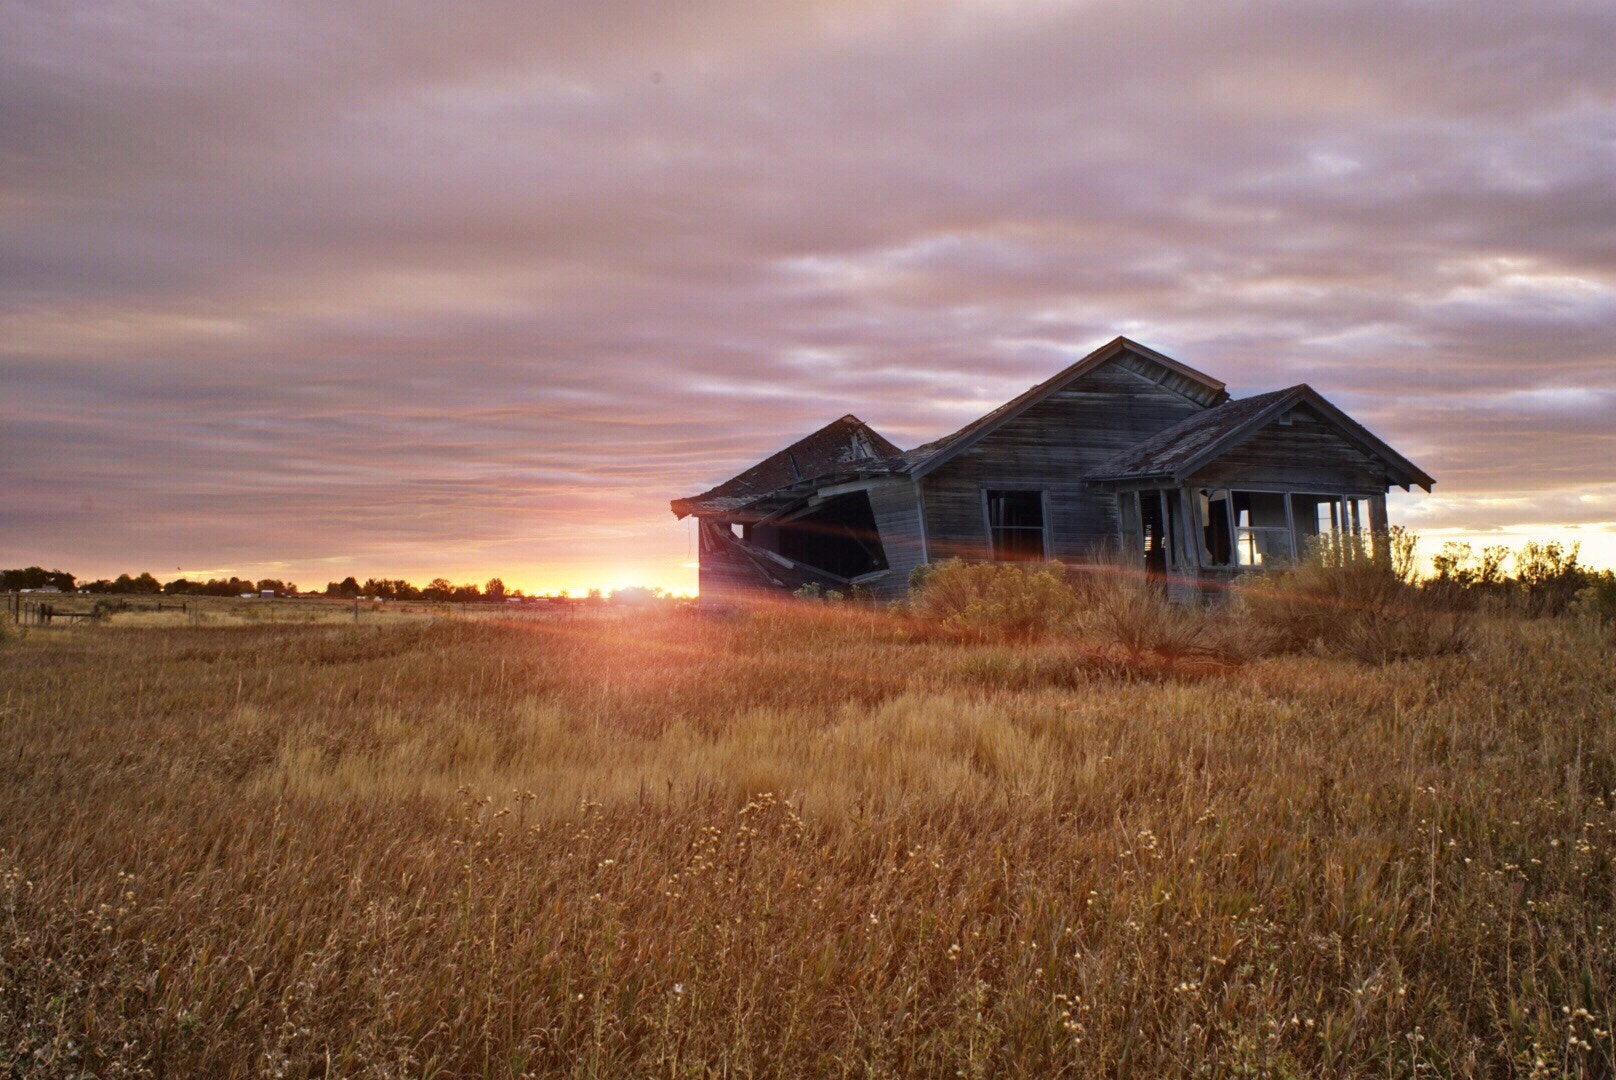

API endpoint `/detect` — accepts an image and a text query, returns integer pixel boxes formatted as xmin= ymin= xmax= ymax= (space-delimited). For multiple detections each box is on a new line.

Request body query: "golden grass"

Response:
xmin=3 ymin=608 xmax=1615 ymax=1076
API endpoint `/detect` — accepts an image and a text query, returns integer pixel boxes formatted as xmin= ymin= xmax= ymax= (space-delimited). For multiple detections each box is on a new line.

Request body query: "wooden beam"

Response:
xmin=1279 ymin=490 xmax=1297 ymax=562
xmin=1183 ymin=487 xmax=1208 ymax=572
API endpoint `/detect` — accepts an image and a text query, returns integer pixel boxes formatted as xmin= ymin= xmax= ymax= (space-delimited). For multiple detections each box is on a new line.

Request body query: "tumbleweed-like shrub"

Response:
xmin=908 ymin=558 xmax=1082 ymax=639
xmin=1237 ymin=528 xmax=1466 ymax=663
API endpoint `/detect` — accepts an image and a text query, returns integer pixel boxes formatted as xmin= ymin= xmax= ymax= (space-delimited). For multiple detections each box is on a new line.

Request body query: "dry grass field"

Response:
xmin=2 ymin=602 xmax=1615 ymax=1076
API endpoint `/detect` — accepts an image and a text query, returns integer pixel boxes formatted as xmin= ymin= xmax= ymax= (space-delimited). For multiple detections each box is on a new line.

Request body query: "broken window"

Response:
xmin=1231 ymin=491 xmax=1292 ymax=567
xmin=758 ymin=491 xmax=888 ymax=579
xmin=1290 ymin=493 xmax=1342 ymax=542
xmin=986 ymin=490 xmax=1046 ymax=561
xmin=1347 ymin=497 xmax=1370 ymax=534
xmin=1289 ymin=493 xmax=1378 ymax=560
xmin=1199 ymin=489 xmax=1233 ymax=566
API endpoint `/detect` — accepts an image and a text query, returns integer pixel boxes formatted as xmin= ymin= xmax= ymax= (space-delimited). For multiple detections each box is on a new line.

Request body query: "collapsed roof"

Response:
xmin=670 ymin=414 xmax=900 ymax=519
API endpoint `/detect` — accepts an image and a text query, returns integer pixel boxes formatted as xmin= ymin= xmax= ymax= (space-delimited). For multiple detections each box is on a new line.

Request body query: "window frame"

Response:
xmin=982 ymin=488 xmax=1050 ymax=562
xmin=1228 ymin=489 xmax=1295 ymax=567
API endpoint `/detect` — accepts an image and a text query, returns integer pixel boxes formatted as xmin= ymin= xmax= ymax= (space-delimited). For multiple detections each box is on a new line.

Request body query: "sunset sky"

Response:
xmin=3 ymin=1 xmax=1613 ymax=594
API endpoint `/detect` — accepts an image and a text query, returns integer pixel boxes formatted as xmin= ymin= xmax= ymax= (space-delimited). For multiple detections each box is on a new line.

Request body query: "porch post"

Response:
xmin=1177 ymin=487 xmax=1203 ymax=575
xmin=1117 ymin=491 xmax=1143 ymax=563
xmin=1368 ymin=494 xmax=1389 ymax=559
xmin=1282 ymin=490 xmax=1299 ymax=562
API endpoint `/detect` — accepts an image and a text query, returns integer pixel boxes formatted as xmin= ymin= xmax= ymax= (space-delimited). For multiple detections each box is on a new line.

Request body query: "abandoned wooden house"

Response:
xmin=671 ymin=337 xmax=1433 ymax=605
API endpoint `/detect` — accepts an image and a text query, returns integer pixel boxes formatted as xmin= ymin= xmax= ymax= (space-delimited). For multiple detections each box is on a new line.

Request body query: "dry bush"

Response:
xmin=1070 ymin=560 xmax=1243 ymax=668
xmin=1573 ymin=571 xmax=1616 ymax=621
xmin=908 ymin=558 xmax=1082 ymax=639
xmin=1237 ymin=529 xmax=1467 ymax=663
xmin=3 ymin=610 xmax=1616 ymax=1076
xmin=909 ymin=557 xmax=1236 ymax=668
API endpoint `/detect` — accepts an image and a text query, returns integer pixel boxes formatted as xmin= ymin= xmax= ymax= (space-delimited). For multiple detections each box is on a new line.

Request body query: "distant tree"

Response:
xmin=451 ymin=582 xmax=482 ymax=603
xmin=424 ymin=578 xmax=454 ymax=601
xmin=111 ymin=572 xmax=161 ymax=594
xmin=586 ymin=588 xmax=603 ymax=603
xmin=83 ymin=579 xmax=117 ymax=593
xmin=2 ymin=567 xmax=38 ymax=590
xmin=326 ymin=577 xmax=361 ymax=598
xmin=357 ymin=578 xmax=421 ymax=601
xmin=2 ymin=567 xmax=75 ymax=591
xmin=1515 ymin=541 xmax=1585 ymax=616
xmin=164 ymin=578 xmax=195 ymax=595
xmin=196 ymin=576 xmax=256 ymax=597
xmin=256 ymin=579 xmax=288 ymax=596
xmin=485 ymin=578 xmax=506 ymax=602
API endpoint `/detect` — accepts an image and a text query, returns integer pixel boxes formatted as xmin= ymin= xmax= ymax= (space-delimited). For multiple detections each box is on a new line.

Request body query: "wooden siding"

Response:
xmin=920 ymin=362 xmax=1206 ymax=562
xmin=1185 ymin=410 xmax=1389 ymax=493
xmin=696 ymin=521 xmax=768 ymax=608
xmin=861 ymin=478 xmax=926 ymax=601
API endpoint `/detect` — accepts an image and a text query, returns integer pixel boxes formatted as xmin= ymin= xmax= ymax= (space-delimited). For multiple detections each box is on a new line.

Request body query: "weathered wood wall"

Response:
xmin=696 ymin=521 xmax=772 ymax=608
xmin=860 ymin=478 xmax=926 ymax=601
xmin=920 ymin=362 xmax=1206 ymax=561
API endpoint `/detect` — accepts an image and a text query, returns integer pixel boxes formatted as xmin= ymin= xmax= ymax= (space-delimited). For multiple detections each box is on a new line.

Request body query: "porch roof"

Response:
xmin=1086 ymin=384 xmax=1434 ymax=491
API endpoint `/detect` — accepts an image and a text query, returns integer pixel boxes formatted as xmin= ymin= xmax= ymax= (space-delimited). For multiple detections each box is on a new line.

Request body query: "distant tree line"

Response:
xmin=163 ymin=577 xmax=295 ymax=597
xmin=2 ymin=567 xmax=542 ymax=602
xmin=320 ymin=576 xmax=517 ymax=602
xmin=0 ymin=566 xmax=77 ymax=591
xmin=1427 ymin=540 xmax=1616 ymax=617
xmin=2 ymin=567 xmax=296 ymax=596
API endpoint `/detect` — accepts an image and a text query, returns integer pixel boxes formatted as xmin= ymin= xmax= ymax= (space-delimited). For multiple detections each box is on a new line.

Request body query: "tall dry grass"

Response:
xmin=1237 ymin=531 xmax=1469 ymax=664
xmin=2 ymin=610 xmax=1615 ymax=1076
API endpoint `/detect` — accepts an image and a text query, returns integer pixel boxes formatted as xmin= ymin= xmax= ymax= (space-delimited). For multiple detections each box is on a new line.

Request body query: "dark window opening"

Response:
xmin=767 ymin=491 xmax=887 ymax=579
xmin=1140 ymin=492 xmax=1170 ymax=576
xmin=987 ymin=490 xmax=1046 ymax=561
xmin=1201 ymin=489 xmax=1232 ymax=566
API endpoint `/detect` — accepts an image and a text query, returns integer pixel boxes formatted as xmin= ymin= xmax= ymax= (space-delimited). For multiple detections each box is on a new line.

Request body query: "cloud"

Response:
xmin=3 ymin=0 xmax=1614 ymax=587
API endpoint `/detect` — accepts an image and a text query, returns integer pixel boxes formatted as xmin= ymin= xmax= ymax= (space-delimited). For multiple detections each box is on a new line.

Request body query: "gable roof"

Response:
xmin=892 ymin=336 xmax=1228 ymax=478
xmin=671 ymin=414 xmax=901 ymax=519
xmin=1086 ymin=384 xmax=1435 ymax=491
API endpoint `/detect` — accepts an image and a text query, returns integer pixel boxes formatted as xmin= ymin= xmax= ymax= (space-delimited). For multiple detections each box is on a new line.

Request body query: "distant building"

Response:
xmin=672 ymin=337 xmax=1432 ymax=605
